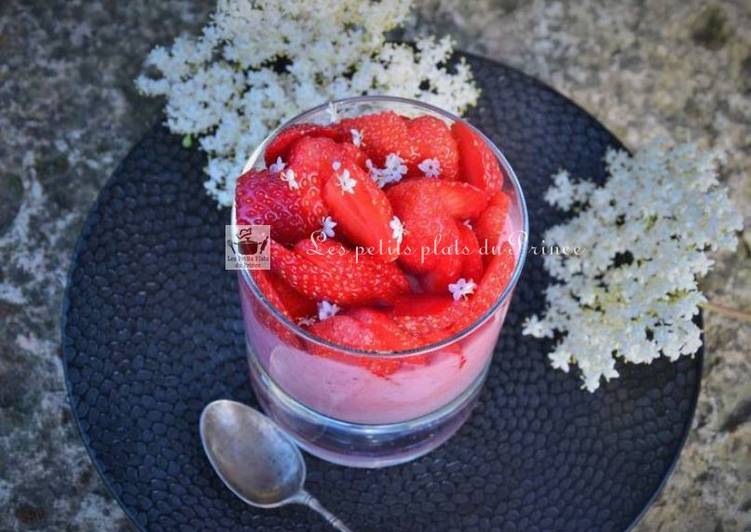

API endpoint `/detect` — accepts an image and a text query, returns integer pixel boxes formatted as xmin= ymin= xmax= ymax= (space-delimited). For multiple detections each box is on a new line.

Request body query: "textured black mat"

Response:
xmin=62 ymin=54 xmax=701 ymax=532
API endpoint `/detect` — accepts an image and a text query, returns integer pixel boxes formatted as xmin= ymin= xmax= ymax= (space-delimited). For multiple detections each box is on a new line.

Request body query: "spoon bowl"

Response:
xmin=199 ymin=400 xmax=352 ymax=531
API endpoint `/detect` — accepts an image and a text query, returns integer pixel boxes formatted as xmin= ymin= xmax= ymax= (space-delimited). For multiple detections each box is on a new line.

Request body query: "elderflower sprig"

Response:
xmin=523 ymin=141 xmax=743 ymax=392
xmin=135 ymin=0 xmax=480 ymax=207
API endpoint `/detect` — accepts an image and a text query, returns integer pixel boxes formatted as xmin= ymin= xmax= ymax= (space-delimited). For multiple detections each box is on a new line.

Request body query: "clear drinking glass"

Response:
xmin=233 ymin=96 xmax=528 ymax=468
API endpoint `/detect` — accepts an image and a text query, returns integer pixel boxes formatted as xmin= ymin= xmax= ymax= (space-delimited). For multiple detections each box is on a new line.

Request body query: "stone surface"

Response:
xmin=0 ymin=1 xmax=749 ymax=531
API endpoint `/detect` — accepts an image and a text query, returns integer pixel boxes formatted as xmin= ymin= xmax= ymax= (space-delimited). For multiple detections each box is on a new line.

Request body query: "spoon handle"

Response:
xmin=298 ymin=491 xmax=354 ymax=532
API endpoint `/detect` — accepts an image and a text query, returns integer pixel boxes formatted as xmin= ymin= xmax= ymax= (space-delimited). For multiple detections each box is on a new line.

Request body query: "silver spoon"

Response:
xmin=199 ymin=399 xmax=353 ymax=532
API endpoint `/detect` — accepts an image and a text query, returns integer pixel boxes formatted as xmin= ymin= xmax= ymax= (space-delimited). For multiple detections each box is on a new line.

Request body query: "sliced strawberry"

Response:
xmin=338 ymin=142 xmax=369 ymax=169
xmin=432 ymin=181 xmax=488 ymax=219
xmin=387 ymin=180 xmax=478 ymax=278
xmin=293 ymin=239 xmax=408 ymax=296
xmin=475 ymin=242 xmax=516 ymax=306
xmin=262 ymin=271 xmax=317 ymax=318
xmin=419 ymin=219 xmax=464 ymax=293
xmin=307 ymin=315 xmax=403 ymax=377
xmin=392 ymin=243 xmax=516 ymax=336
xmin=346 ymin=309 xmax=416 ymax=350
xmin=309 ymin=315 xmax=381 ymax=349
xmin=241 ymin=278 xmax=303 ymax=349
xmin=307 ymin=308 xmax=433 ymax=375
xmin=391 ymin=294 xmax=462 ymax=336
xmin=322 ymin=153 xmax=398 ymax=261
xmin=475 ymin=191 xmax=511 ymax=259
xmin=458 ymin=223 xmax=484 ymax=281
xmin=251 ymin=271 xmax=317 ymax=323
xmin=406 ymin=116 xmax=459 ymax=180
xmin=264 ymin=123 xmax=337 ymax=166
xmin=336 ymin=111 xmax=411 ymax=166
xmin=272 ymin=239 xmax=409 ymax=305
xmin=451 ymin=120 xmax=505 ymax=193
xmin=348 ymin=308 xmax=432 ymax=364
xmin=285 ymin=136 xmax=344 ymax=225
xmin=391 ymin=294 xmax=453 ymax=317
xmin=251 ymin=270 xmax=287 ymax=315
xmin=235 ymin=169 xmax=318 ymax=244
xmin=392 ymin=295 xmax=462 ymax=354
xmin=387 ymin=179 xmax=487 ymax=220
xmin=386 ymin=180 xmax=441 ymax=271
xmin=449 ymin=242 xmax=516 ymax=333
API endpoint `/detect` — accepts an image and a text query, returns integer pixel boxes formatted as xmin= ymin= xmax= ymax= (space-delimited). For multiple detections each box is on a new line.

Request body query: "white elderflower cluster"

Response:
xmin=135 ymin=0 xmax=480 ymax=207
xmin=523 ymin=141 xmax=742 ymax=392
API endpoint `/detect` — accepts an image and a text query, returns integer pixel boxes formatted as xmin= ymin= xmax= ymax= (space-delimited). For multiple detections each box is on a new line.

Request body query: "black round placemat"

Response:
xmin=62 ymin=54 xmax=700 ymax=532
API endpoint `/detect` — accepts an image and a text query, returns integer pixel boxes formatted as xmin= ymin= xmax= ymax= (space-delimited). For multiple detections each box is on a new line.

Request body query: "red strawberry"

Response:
xmin=307 ymin=308 xmax=433 ymax=376
xmin=307 ymin=313 xmax=404 ymax=377
xmin=391 ymin=243 xmax=516 ymax=336
xmin=475 ymin=191 xmax=511 ymax=260
xmin=391 ymin=294 xmax=461 ymax=336
xmin=391 ymin=294 xmax=453 ymax=317
xmin=451 ymin=120 xmax=505 ymax=193
xmin=284 ymin=136 xmax=345 ymax=226
xmin=419 ymin=220 xmax=463 ymax=293
xmin=346 ymin=308 xmax=417 ymax=350
xmin=458 ymin=223 xmax=484 ymax=281
xmin=336 ymin=111 xmax=411 ymax=166
xmin=338 ymin=142 xmax=369 ymax=169
xmin=347 ymin=308 xmax=431 ymax=365
xmin=431 ymin=181 xmax=488 ymax=219
xmin=235 ymin=169 xmax=318 ymax=244
xmin=309 ymin=315 xmax=383 ymax=350
xmin=387 ymin=180 xmax=479 ymax=279
xmin=272 ymin=239 xmax=409 ymax=305
xmin=387 ymin=179 xmax=487 ymax=220
xmin=406 ymin=116 xmax=459 ymax=180
xmin=241 ymin=278 xmax=303 ymax=349
xmin=252 ymin=270 xmax=317 ymax=320
xmin=322 ymin=152 xmax=398 ymax=261
xmin=264 ymin=123 xmax=337 ymax=166
xmin=448 ymin=242 xmax=516 ymax=333
xmin=251 ymin=270 xmax=286 ymax=313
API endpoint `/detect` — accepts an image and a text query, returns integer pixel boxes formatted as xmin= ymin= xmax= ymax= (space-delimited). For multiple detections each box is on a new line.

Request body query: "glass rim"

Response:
xmin=232 ymin=95 xmax=529 ymax=357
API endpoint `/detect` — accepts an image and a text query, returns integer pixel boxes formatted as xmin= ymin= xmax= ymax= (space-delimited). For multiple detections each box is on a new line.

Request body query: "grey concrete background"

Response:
xmin=1 ymin=1 xmax=749 ymax=530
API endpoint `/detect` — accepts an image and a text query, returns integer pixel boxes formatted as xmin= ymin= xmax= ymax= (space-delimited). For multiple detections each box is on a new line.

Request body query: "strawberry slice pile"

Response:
xmin=235 ymin=110 xmax=518 ymax=376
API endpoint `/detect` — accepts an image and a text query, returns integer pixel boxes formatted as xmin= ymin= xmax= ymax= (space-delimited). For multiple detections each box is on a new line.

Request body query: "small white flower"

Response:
xmin=526 ymin=141 xmax=742 ymax=391
xmin=382 ymin=153 xmax=408 ymax=183
xmin=269 ymin=156 xmax=285 ymax=174
xmin=317 ymin=300 xmax=340 ymax=320
xmin=337 ymin=169 xmax=356 ymax=194
xmin=321 ymin=216 xmax=337 ymax=240
xmin=280 ymin=168 xmax=299 ymax=190
xmin=418 ymin=158 xmax=441 ymax=177
xmin=350 ymin=128 xmax=363 ymax=147
xmin=448 ymin=278 xmax=477 ymax=301
xmin=390 ymin=216 xmax=405 ymax=245
xmin=522 ymin=315 xmax=552 ymax=338
xmin=326 ymin=101 xmax=339 ymax=123
xmin=136 ymin=7 xmax=481 ymax=209
xmin=297 ymin=316 xmax=317 ymax=327
xmin=366 ymin=153 xmax=408 ymax=187
xmin=332 ymin=160 xmax=341 ymax=171
xmin=366 ymin=159 xmax=386 ymax=188
xmin=463 ymin=219 xmax=473 ymax=229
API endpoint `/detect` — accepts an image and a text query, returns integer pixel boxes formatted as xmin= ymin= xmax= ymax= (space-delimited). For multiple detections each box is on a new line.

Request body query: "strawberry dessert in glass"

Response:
xmin=233 ymin=96 xmax=528 ymax=467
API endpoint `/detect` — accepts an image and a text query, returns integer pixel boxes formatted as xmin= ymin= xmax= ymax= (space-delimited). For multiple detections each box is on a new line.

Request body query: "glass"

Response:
xmin=233 ymin=96 xmax=528 ymax=468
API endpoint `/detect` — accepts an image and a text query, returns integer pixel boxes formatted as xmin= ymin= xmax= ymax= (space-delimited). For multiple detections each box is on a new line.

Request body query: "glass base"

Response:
xmin=247 ymin=347 xmax=490 ymax=468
